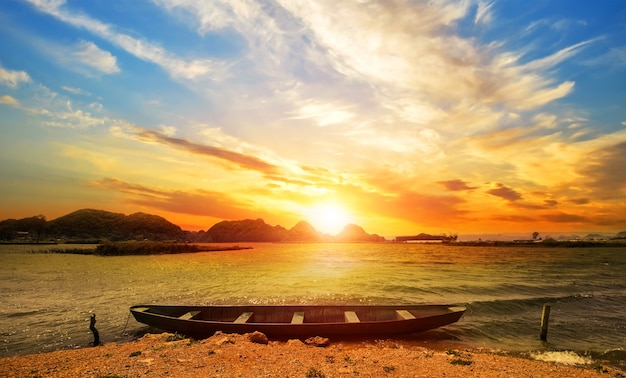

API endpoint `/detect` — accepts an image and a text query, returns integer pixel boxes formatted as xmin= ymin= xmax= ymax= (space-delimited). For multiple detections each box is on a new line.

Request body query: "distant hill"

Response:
xmin=337 ymin=224 xmax=385 ymax=242
xmin=190 ymin=219 xmax=384 ymax=243
xmin=0 ymin=209 xmax=384 ymax=243
xmin=0 ymin=209 xmax=184 ymax=242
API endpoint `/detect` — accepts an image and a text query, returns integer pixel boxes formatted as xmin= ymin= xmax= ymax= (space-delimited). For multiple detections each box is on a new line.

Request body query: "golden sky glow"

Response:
xmin=1 ymin=1 xmax=625 ymax=238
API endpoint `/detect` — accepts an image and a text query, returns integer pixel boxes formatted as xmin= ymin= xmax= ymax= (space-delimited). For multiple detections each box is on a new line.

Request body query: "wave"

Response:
xmin=529 ymin=350 xmax=592 ymax=365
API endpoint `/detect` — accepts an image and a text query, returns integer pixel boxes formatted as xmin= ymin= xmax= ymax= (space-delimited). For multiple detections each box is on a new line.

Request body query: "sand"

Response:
xmin=1 ymin=332 xmax=623 ymax=378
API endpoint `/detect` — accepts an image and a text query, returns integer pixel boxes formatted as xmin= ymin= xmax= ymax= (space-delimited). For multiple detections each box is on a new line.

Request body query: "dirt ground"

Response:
xmin=1 ymin=332 xmax=623 ymax=377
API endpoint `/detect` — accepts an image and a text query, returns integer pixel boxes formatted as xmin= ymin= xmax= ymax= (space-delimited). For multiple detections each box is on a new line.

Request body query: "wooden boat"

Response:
xmin=130 ymin=304 xmax=466 ymax=339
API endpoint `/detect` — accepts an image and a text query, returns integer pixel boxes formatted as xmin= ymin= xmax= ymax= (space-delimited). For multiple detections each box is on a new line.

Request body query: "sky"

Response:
xmin=1 ymin=0 xmax=625 ymax=238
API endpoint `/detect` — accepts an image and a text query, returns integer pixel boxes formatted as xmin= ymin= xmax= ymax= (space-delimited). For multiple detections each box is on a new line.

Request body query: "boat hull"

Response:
xmin=130 ymin=304 xmax=465 ymax=339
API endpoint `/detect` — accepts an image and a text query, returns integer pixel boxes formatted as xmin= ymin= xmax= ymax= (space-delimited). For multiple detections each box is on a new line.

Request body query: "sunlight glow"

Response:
xmin=306 ymin=202 xmax=354 ymax=235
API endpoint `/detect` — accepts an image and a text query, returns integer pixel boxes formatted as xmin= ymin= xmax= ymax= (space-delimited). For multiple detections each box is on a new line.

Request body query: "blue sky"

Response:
xmin=1 ymin=0 xmax=625 ymax=237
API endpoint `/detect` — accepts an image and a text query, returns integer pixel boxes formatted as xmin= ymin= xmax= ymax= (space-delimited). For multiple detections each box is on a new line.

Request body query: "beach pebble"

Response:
xmin=248 ymin=331 xmax=269 ymax=344
xmin=304 ymin=336 xmax=330 ymax=347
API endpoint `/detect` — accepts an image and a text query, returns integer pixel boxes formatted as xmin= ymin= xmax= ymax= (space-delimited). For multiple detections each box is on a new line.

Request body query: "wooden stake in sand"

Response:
xmin=90 ymin=314 xmax=101 ymax=346
xmin=540 ymin=304 xmax=551 ymax=341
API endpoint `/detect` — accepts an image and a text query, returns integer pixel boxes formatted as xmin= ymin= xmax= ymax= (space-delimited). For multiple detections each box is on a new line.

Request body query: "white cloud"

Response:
xmin=290 ymin=101 xmax=355 ymax=127
xmin=62 ymin=86 xmax=82 ymax=94
xmin=25 ymin=0 xmax=224 ymax=80
xmin=72 ymin=41 xmax=119 ymax=75
xmin=475 ymin=1 xmax=494 ymax=25
xmin=0 ymin=65 xmax=31 ymax=88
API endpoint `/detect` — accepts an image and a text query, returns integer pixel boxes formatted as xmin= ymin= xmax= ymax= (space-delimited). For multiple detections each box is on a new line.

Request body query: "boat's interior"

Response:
xmin=139 ymin=305 xmax=455 ymax=324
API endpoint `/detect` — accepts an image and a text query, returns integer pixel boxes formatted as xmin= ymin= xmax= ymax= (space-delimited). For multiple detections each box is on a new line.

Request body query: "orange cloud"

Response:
xmin=437 ymin=179 xmax=479 ymax=191
xmin=89 ymin=177 xmax=254 ymax=220
xmin=486 ymin=183 xmax=523 ymax=201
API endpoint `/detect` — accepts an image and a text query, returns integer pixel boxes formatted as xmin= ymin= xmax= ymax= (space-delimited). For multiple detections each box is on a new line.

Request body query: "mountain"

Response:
xmin=336 ymin=224 xmax=385 ymax=242
xmin=193 ymin=219 xmax=383 ymax=242
xmin=0 ymin=209 xmax=384 ymax=243
xmin=613 ymin=231 xmax=626 ymax=239
xmin=286 ymin=221 xmax=322 ymax=242
xmin=0 ymin=215 xmax=47 ymax=241
xmin=1 ymin=209 xmax=184 ymax=242
xmin=199 ymin=218 xmax=289 ymax=242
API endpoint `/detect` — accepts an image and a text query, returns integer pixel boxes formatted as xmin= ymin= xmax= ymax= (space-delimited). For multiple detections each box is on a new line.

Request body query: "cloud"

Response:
xmin=0 ymin=65 xmax=31 ymax=88
xmin=474 ymin=1 xmax=494 ymax=25
xmin=89 ymin=177 xmax=255 ymax=219
xmin=61 ymin=86 xmax=90 ymax=95
xmin=584 ymin=45 xmax=626 ymax=70
xmin=437 ymin=179 xmax=478 ymax=191
xmin=543 ymin=199 xmax=558 ymax=207
xmin=25 ymin=0 xmax=224 ymax=80
xmin=112 ymin=124 xmax=280 ymax=175
xmin=71 ymin=41 xmax=119 ymax=74
xmin=290 ymin=101 xmax=355 ymax=127
xmin=486 ymin=183 xmax=523 ymax=201
xmin=569 ymin=198 xmax=590 ymax=205
xmin=541 ymin=212 xmax=589 ymax=223
xmin=0 ymin=95 xmax=19 ymax=106
xmin=577 ymin=141 xmax=626 ymax=200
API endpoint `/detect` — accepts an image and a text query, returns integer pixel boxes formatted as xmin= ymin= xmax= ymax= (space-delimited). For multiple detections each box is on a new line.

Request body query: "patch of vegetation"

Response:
xmin=94 ymin=242 xmax=251 ymax=256
xmin=344 ymin=356 xmax=357 ymax=365
xmin=128 ymin=351 xmax=142 ymax=357
xmin=306 ymin=367 xmax=326 ymax=378
xmin=382 ymin=365 xmax=396 ymax=373
xmin=450 ymin=358 xmax=472 ymax=366
xmin=39 ymin=248 xmax=96 ymax=255
xmin=446 ymin=349 xmax=462 ymax=357
xmin=165 ymin=333 xmax=187 ymax=342
xmin=325 ymin=355 xmax=335 ymax=363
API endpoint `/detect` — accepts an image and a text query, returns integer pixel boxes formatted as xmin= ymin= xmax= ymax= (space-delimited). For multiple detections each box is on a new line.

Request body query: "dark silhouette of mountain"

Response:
xmin=192 ymin=219 xmax=383 ymax=242
xmin=0 ymin=209 xmax=384 ymax=243
xmin=0 ymin=215 xmax=46 ymax=242
xmin=0 ymin=209 xmax=184 ymax=242
xmin=200 ymin=218 xmax=289 ymax=242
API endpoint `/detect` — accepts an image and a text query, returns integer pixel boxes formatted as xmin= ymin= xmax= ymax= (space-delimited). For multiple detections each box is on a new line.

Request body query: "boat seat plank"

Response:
xmin=291 ymin=311 xmax=304 ymax=324
xmin=396 ymin=309 xmax=416 ymax=320
xmin=178 ymin=311 xmax=200 ymax=320
xmin=134 ymin=307 xmax=150 ymax=313
xmin=234 ymin=311 xmax=254 ymax=323
xmin=344 ymin=311 xmax=360 ymax=323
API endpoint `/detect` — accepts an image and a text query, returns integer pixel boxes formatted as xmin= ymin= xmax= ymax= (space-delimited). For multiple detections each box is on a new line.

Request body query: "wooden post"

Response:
xmin=90 ymin=314 xmax=101 ymax=346
xmin=540 ymin=304 xmax=551 ymax=341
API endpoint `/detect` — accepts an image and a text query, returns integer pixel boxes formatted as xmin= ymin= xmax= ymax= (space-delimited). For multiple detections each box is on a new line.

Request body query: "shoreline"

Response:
xmin=1 ymin=332 xmax=623 ymax=378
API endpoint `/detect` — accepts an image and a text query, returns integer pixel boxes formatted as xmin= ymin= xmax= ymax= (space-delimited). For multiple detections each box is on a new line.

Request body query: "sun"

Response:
xmin=305 ymin=202 xmax=354 ymax=235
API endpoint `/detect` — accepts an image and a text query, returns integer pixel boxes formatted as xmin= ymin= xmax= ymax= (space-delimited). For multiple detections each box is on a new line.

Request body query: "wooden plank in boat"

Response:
xmin=178 ymin=311 xmax=200 ymax=320
xmin=344 ymin=311 xmax=360 ymax=323
xmin=291 ymin=312 xmax=304 ymax=324
xmin=234 ymin=311 xmax=253 ymax=323
xmin=396 ymin=309 xmax=416 ymax=320
xmin=134 ymin=307 xmax=150 ymax=313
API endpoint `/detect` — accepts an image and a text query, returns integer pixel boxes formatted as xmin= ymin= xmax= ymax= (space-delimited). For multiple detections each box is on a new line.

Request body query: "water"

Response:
xmin=1 ymin=243 xmax=624 ymax=369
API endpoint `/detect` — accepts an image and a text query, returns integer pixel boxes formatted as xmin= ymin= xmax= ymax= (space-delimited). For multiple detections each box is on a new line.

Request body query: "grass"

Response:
xmin=306 ymin=367 xmax=325 ymax=378
xmin=37 ymin=242 xmax=251 ymax=256
xmin=94 ymin=242 xmax=250 ymax=256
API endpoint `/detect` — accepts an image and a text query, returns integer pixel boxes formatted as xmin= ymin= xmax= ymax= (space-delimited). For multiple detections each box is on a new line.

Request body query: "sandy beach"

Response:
xmin=1 ymin=332 xmax=623 ymax=378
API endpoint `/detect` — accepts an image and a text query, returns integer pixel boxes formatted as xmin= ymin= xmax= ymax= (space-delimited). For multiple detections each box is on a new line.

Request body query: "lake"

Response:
xmin=1 ymin=242 xmax=624 ymax=369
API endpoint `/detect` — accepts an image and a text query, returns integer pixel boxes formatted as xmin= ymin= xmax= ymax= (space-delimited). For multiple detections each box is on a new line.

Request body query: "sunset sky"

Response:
xmin=1 ymin=0 xmax=625 ymax=238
